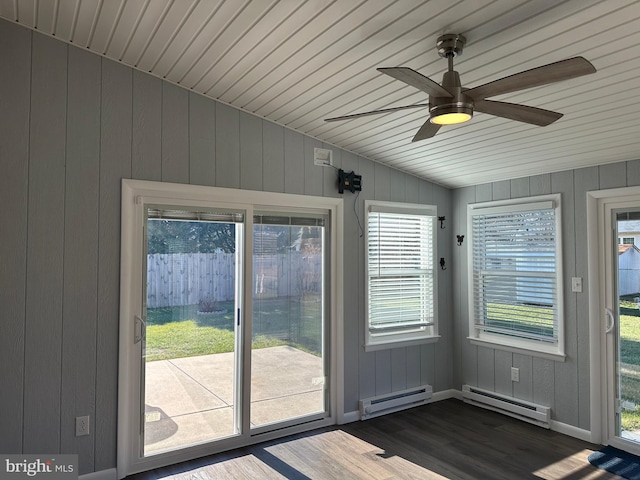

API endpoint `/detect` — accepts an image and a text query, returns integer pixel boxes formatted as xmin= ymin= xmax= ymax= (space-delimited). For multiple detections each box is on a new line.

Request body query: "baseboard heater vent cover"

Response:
xmin=462 ymin=385 xmax=550 ymax=428
xmin=359 ymin=385 xmax=432 ymax=420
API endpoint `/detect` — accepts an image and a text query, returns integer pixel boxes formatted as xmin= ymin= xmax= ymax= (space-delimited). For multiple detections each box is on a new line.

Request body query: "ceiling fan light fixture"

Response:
xmin=430 ymin=105 xmax=473 ymax=125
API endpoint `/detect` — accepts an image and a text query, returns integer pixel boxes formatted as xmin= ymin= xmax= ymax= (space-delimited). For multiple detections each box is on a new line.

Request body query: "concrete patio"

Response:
xmin=143 ymin=345 xmax=325 ymax=455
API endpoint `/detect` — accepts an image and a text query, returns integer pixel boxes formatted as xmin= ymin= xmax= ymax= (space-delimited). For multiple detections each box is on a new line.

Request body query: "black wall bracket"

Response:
xmin=338 ymin=169 xmax=362 ymax=194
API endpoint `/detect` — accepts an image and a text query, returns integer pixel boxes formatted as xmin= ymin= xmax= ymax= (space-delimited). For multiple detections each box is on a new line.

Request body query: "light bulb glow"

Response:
xmin=430 ymin=112 xmax=472 ymax=125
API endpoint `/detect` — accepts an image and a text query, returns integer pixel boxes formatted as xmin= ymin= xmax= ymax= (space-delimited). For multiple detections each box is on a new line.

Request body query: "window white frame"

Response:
xmin=118 ymin=179 xmax=344 ymax=477
xmin=364 ymin=200 xmax=439 ymax=351
xmin=467 ymin=194 xmax=564 ymax=360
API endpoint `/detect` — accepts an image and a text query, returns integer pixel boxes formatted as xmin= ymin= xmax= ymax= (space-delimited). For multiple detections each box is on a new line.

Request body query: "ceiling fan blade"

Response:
xmin=378 ymin=67 xmax=453 ymax=98
xmin=474 ymin=100 xmax=563 ymax=126
xmin=465 ymin=57 xmax=596 ymax=100
xmin=324 ymin=103 xmax=430 ymax=122
xmin=412 ymin=120 xmax=441 ymax=142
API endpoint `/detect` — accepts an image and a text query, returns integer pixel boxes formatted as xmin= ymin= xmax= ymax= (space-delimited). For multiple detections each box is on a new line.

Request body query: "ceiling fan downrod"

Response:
xmin=430 ymin=34 xmax=473 ymax=125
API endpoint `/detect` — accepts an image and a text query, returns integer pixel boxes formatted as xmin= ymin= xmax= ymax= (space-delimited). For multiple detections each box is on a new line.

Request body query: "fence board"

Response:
xmin=147 ymin=253 xmax=322 ymax=308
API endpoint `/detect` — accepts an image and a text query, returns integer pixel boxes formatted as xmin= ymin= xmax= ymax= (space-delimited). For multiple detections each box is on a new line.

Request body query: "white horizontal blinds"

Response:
xmin=368 ymin=210 xmax=435 ymax=333
xmin=471 ymin=203 xmax=558 ymax=343
xmin=147 ymin=207 xmax=244 ymax=223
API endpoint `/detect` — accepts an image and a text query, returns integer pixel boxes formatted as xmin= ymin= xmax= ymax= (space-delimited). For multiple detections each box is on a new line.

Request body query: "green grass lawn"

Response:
xmin=620 ymin=299 xmax=640 ymax=431
xmin=145 ymin=296 xmax=322 ymax=362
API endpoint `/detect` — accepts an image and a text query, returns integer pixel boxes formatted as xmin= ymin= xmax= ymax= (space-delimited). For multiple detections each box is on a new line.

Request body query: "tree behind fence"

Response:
xmin=146 ymin=253 xmax=321 ymax=308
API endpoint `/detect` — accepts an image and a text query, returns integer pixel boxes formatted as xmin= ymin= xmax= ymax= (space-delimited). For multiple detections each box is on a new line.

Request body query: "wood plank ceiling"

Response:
xmin=2 ymin=0 xmax=639 ymax=189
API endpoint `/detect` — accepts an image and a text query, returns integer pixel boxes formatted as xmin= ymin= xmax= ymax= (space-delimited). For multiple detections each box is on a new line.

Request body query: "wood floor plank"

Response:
xmin=126 ymin=399 xmax=623 ymax=480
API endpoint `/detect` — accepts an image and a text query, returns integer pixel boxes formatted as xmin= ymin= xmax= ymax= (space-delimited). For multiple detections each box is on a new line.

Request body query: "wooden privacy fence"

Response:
xmin=146 ymin=253 xmax=322 ymax=308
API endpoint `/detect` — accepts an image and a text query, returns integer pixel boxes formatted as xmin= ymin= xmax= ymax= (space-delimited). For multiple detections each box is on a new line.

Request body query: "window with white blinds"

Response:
xmin=365 ymin=201 xmax=438 ymax=350
xmin=468 ymin=194 xmax=564 ymax=356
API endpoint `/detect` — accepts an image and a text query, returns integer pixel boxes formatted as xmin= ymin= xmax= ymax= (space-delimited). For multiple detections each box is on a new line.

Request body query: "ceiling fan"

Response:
xmin=325 ymin=34 xmax=596 ymax=142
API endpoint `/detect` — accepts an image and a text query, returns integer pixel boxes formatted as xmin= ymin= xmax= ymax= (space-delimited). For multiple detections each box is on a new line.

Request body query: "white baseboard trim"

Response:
xmin=341 ymin=410 xmax=360 ymax=424
xmin=549 ymin=419 xmax=592 ymax=442
xmin=431 ymin=389 xmax=461 ymax=402
xmin=79 ymin=468 xmax=117 ymax=480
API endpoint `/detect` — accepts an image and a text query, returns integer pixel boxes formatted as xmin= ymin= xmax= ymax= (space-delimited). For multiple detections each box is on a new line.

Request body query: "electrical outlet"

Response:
xmin=511 ymin=367 xmax=520 ymax=383
xmin=76 ymin=416 xmax=90 ymax=437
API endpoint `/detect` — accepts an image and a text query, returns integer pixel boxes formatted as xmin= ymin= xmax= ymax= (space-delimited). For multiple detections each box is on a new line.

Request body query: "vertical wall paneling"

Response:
xmin=357 ymin=157 xmax=376 ymax=402
xmin=627 ymin=159 xmax=640 ymax=186
xmin=389 ymin=169 xmax=405 ymax=203
xmin=494 ymin=350 xmax=513 ymax=396
xmin=510 ymin=177 xmax=530 ymax=199
xmin=0 ymin=21 xmax=30 ymax=453
xmin=97 ymin=58 xmax=132 ymax=471
xmin=303 ymin=136 xmax=323 ymax=197
xmin=434 ymin=185 xmax=452 ymax=391
xmin=405 ymin=175 xmax=419 ymax=204
xmin=477 ymin=346 xmax=495 ymax=391
xmin=492 ymin=180 xmax=511 ymax=201
xmin=132 ymin=70 xmax=161 ymax=181
xmin=239 ymin=112 xmax=262 ymax=191
xmin=61 ymin=46 xmax=101 ymax=474
xmin=574 ymin=166 xmax=599 ymax=429
xmin=340 ymin=151 xmax=359 ymax=411
xmin=475 ymin=183 xmax=492 ymax=203
xmin=215 ymin=103 xmax=240 ymax=189
xmin=533 ymin=357 xmax=555 ymax=407
xmin=262 ymin=121 xmax=285 ymax=193
xmin=189 ymin=92 xmax=216 ymax=187
xmin=457 ymin=187 xmax=477 ymax=388
xmin=599 ymin=162 xmax=627 ymax=190
xmin=284 ymin=128 xmax=305 ymax=194
xmin=513 ymin=353 xmax=533 ymax=402
xmin=23 ymin=33 xmax=67 ymax=454
xmin=283 ymin=128 xmax=304 ymax=195
xmin=373 ymin=164 xmax=390 ymax=202
xmin=161 ymin=82 xmax=189 ymax=184
xmin=552 ymin=170 xmax=578 ymax=426
xmin=530 ymin=174 xmax=551 ymax=196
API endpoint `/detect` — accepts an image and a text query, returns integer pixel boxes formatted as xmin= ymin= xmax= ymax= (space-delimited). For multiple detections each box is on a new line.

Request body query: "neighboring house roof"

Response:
xmin=619 ymin=244 xmax=640 ymax=255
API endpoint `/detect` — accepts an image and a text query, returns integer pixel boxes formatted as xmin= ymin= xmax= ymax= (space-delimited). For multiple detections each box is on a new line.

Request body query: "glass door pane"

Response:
xmin=251 ymin=215 xmax=327 ymax=428
xmin=142 ymin=208 xmax=243 ymax=455
xmin=617 ymin=212 xmax=640 ymax=443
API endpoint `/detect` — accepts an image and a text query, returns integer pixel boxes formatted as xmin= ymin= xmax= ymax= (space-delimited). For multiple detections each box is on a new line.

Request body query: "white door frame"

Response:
xmin=117 ymin=179 xmax=344 ymax=478
xmin=588 ymin=186 xmax=640 ymax=450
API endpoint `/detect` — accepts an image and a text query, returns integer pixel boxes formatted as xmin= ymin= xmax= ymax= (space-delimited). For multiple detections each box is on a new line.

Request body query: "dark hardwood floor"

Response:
xmin=127 ymin=399 xmax=622 ymax=479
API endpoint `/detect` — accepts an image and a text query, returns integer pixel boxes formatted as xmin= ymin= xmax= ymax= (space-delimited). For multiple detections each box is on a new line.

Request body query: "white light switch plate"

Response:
xmin=571 ymin=277 xmax=582 ymax=293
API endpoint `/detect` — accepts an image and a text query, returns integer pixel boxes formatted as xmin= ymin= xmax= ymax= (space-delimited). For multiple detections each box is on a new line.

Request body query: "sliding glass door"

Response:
xmin=143 ymin=207 xmax=244 ymax=455
xmin=118 ymin=180 xmax=341 ymax=477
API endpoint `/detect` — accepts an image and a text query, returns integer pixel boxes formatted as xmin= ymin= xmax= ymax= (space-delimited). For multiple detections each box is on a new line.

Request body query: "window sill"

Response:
xmin=468 ymin=337 xmax=566 ymax=362
xmin=364 ymin=335 xmax=440 ymax=352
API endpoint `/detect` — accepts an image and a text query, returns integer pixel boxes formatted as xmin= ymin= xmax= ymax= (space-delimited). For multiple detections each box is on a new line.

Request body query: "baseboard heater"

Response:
xmin=359 ymin=385 xmax=432 ymax=420
xmin=462 ymin=385 xmax=550 ymax=428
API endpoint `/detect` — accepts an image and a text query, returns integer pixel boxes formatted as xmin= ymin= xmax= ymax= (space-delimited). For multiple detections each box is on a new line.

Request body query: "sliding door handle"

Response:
xmin=134 ymin=315 xmax=146 ymax=344
xmin=605 ymin=308 xmax=615 ymax=334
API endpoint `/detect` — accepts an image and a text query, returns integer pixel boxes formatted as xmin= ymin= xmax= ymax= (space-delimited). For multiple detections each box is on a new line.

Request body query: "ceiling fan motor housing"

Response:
xmin=429 ymin=70 xmax=474 ymax=123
